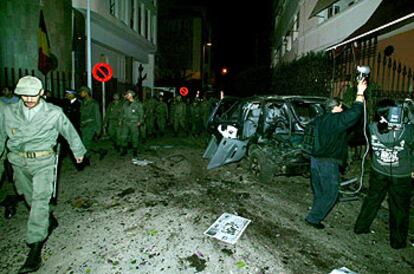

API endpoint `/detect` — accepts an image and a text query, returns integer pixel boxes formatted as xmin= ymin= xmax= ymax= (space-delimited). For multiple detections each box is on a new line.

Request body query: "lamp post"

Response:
xmin=201 ymin=42 xmax=212 ymax=92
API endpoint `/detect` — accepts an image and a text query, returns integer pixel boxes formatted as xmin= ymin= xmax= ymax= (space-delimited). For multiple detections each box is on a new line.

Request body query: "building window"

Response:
xmin=109 ymin=0 xmax=116 ymax=17
xmin=138 ymin=4 xmax=142 ymax=34
xmin=328 ymin=5 xmax=340 ymax=18
xmin=292 ymin=12 xmax=299 ymax=41
xmin=146 ymin=9 xmax=151 ymax=40
xmin=285 ymin=35 xmax=292 ymax=52
xmin=130 ymin=0 xmax=134 ymax=28
xmin=143 ymin=8 xmax=148 ymax=38
xmin=152 ymin=14 xmax=157 ymax=44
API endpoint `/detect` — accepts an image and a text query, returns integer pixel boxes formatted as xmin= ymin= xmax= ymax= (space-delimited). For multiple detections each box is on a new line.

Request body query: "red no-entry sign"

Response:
xmin=92 ymin=63 xmax=113 ymax=82
xmin=179 ymin=86 xmax=189 ymax=96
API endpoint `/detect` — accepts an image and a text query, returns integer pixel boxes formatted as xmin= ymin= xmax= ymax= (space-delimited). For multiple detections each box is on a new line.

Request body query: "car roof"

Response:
xmin=222 ymin=94 xmax=328 ymax=104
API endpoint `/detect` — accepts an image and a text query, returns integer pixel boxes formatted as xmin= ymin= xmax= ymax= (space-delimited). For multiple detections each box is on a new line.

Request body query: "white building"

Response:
xmin=272 ymin=0 xmax=414 ymax=95
xmin=72 ymin=0 xmax=157 ymax=91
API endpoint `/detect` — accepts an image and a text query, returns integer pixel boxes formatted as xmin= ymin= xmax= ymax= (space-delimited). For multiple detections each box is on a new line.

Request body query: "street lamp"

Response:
xmin=202 ymin=42 xmax=212 ymax=91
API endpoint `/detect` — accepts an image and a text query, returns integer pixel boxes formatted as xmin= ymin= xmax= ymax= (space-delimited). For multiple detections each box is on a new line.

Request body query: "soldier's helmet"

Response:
xmin=79 ymin=86 xmax=91 ymax=95
xmin=14 ymin=76 xmax=43 ymax=96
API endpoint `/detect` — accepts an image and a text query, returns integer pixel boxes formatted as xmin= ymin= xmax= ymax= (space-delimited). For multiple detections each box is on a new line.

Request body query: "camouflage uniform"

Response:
xmin=172 ymin=96 xmax=187 ymax=136
xmin=155 ymin=97 xmax=168 ymax=137
xmin=0 ymin=95 xmax=18 ymax=218
xmin=199 ymin=97 xmax=210 ymax=131
xmin=80 ymin=90 xmax=102 ymax=159
xmin=104 ymin=94 xmax=123 ymax=149
xmin=0 ymin=77 xmax=86 ymax=246
xmin=120 ymin=91 xmax=144 ymax=157
xmin=144 ymin=96 xmax=157 ymax=138
xmin=190 ymin=100 xmax=203 ymax=136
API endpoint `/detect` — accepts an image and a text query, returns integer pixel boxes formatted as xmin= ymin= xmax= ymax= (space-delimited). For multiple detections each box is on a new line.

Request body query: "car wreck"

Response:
xmin=203 ymin=95 xmax=328 ymax=182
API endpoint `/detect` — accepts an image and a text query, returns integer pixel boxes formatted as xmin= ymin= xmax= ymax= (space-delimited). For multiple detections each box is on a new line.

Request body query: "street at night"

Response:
xmin=2 ymin=0 xmax=414 ymax=273
xmin=1 ymin=136 xmax=414 ymax=274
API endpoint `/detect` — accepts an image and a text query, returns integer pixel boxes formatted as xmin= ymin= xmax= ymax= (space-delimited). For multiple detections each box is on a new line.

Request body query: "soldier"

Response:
xmin=62 ymin=89 xmax=82 ymax=169
xmin=62 ymin=89 xmax=81 ymax=133
xmin=0 ymin=86 xmax=19 ymax=104
xmin=104 ymin=93 xmax=123 ymax=151
xmin=0 ymin=76 xmax=86 ymax=273
xmin=0 ymin=89 xmax=19 ymax=219
xmin=200 ymin=95 xmax=210 ymax=132
xmin=146 ymin=92 xmax=157 ymax=138
xmin=119 ymin=90 xmax=144 ymax=159
xmin=155 ymin=95 xmax=168 ymax=137
xmin=190 ymin=99 xmax=203 ymax=136
xmin=79 ymin=86 xmax=107 ymax=166
xmin=172 ymin=95 xmax=187 ymax=137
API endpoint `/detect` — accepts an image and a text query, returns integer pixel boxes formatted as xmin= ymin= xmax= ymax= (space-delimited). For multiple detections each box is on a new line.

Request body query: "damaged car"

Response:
xmin=203 ymin=95 xmax=327 ymax=182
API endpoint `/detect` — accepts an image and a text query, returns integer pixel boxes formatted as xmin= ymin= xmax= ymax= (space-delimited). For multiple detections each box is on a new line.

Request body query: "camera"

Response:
xmin=356 ymin=65 xmax=370 ymax=82
xmin=377 ymin=104 xmax=409 ymax=132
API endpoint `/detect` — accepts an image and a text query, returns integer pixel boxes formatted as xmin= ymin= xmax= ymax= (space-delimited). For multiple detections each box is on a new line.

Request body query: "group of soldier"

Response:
xmin=104 ymin=89 xmax=218 ymax=152
xmin=57 ymin=86 xmax=217 ymax=163
xmin=0 ymin=77 xmax=219 ymax=273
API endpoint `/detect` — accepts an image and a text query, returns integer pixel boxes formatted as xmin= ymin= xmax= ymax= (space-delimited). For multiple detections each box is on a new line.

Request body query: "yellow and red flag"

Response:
xmin=38 ymin=10 xmax=53 ymax=75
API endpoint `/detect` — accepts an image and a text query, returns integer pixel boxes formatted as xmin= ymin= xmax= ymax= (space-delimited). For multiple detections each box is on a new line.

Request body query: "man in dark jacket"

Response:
xmin=354 ymin=99 xmax=414 ymax=249
xmin=63 ymin=89 xmax=81 ymax=133
xmin=304 ymin=79 xmax=367 ymax=229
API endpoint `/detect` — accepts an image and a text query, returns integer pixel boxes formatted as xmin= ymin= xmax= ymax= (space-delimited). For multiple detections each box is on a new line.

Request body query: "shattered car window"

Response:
xmin=263 ymin=102 xmax=289 ymax=138
xmin=213 ymin=100 xmax=243 ymax=125
xmin=242 ymin=102 xmax=261 ymax=138
xmin=290 ymin=100 xmax=324 ymax=125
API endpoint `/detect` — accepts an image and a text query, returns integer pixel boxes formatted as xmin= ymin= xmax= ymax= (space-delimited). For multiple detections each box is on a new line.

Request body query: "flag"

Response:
xmin=38 ymin=10 xmax=53 ymax=75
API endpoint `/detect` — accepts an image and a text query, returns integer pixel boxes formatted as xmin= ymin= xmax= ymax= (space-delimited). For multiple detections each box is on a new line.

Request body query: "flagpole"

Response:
xmin=86 ymin=0 xmax=92 ymax=95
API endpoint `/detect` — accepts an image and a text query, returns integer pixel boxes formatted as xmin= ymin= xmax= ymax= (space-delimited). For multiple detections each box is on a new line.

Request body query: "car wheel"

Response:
xmin=248 ymin=148 xmax=273 ymax=183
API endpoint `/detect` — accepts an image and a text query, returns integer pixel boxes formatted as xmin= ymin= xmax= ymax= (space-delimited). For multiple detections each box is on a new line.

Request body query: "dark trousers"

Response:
xmin=354 ymin=170 xmax=412 ymax=248
xmin=306 ymin=157 xmax=340 ymax=224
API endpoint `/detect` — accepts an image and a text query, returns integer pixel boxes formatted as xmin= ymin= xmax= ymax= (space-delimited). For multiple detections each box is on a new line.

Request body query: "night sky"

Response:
xmin=161 ymin=0 xmax=274 ymax=78
xmin=206 ymin=1 xmax=273 ymax=75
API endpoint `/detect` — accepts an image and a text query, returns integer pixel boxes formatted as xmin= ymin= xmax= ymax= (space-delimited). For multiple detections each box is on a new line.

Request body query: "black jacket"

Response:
xmin=312 ymin=102 xmax=363 ymax=165
xmin=63 ymin=99 xmax=81 ymax=133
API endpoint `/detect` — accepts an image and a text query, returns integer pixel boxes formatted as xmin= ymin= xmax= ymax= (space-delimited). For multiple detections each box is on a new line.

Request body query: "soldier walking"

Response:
xmin=119 ymin=90 xmax=144 ymax=158
xmin=155 ymin=95 xmax=168 ymax=137
xmin=79 ymin=86 xmax=107 ymax=166
xmin=0 ymin=89 xmax=19 ymax=219
xmin=172 ymin=95 xmax=187 ymax=137
xmin=0 ymin=76 xmax=86 ymax=273
xmin=104 ymin=93 xmax=123 ymax=151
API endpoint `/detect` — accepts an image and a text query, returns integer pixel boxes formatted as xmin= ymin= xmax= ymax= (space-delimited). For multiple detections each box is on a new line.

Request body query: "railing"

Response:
xmin=0 ymin=67 xmax=72 ymax=99
xmin=330 ymin=36 xmax=414 ymax=101
xmin=0 ymin=67 xmax=133 ymax=108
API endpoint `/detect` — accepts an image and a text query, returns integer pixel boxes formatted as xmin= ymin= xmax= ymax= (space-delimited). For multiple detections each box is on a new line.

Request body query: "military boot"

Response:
xmin=2 ymin=195 xmax=18 ymax=219
xmin=18 ymin=242 xmax=44 ymax=273
xmin=4 ymin=203 xmax=16 ymax=219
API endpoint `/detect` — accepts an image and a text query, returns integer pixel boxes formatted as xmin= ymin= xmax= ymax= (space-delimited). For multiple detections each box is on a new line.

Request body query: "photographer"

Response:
xmin=304 ymin=79 xmax=367 ymax=229
xmin=354 ymin=99 xmax=414 ymax=249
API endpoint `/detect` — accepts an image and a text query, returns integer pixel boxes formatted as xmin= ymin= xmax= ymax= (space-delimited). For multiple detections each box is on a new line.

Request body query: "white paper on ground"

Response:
xmin=204 ymin=212 xmax=251 ymax=245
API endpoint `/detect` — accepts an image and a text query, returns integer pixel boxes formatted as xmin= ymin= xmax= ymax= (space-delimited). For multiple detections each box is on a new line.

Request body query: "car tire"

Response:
xmin=248 ymin=148 xmax=273 ymax=183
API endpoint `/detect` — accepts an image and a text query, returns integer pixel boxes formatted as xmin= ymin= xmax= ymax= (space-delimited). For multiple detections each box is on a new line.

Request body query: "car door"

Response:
xmin=203 ymin=98 xmax=259 ymax=169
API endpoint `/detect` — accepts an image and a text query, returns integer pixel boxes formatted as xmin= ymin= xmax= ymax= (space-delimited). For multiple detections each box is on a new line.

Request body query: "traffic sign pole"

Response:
xmin=102 ymin=81 xmax=106 ymax=135
xmin=92 ymin=62 xmax=113 ymax=136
